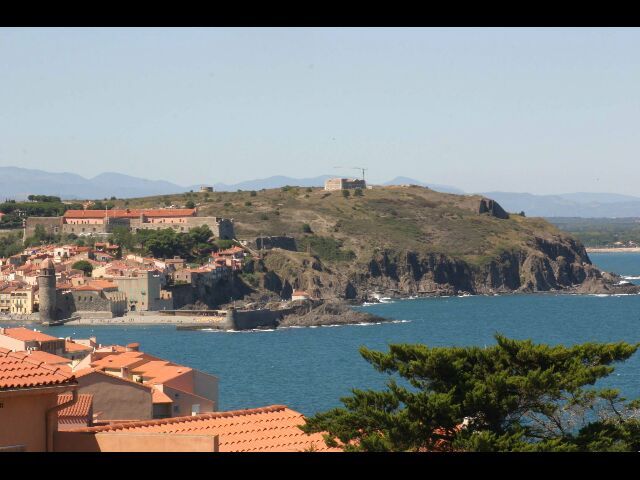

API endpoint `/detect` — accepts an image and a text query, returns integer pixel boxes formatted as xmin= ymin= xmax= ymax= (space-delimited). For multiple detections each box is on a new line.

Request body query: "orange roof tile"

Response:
xmin=58 ymin=393 xmax=93 ymax=422
xmin=151 ymin=389 xmax=173 ymax=404
xmin=91 ymin=351 xmax=159 ymax=369
xmin=25 ymin=350 xmax=71 ymax=366
xmin=65 ymin=341 xmax=93 ymax=353
xmin=68 ymin=405 xmax=340 ymax=452
xmin=73 ymin=367 xmax=153 ymax=391
xmin=0 ymin=347 xmax=75 ymax=390
xmin=63 ymin=209 xmax=196 ymax=219
xmin=1 ymin=327 xmax=59 ymax=342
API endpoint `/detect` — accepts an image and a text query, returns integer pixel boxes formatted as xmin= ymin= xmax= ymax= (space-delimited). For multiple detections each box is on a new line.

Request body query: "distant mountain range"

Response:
xmin=0 ymin=167 xmax=463 ymax=200
xmin=1 ymin=166 xmax=640 ymax=217
xmin=474 ymin=191 xmax=640 ymax=218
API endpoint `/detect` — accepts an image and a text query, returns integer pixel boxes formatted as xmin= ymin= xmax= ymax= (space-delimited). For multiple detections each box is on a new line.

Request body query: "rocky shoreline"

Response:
xmin=278 ymin=301 xmax=390 ymax=328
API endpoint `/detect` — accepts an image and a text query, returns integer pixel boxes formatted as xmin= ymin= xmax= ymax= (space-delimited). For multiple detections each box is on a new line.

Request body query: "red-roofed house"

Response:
xmin=291 ymin=290 xmax=311 ymax=301
xmin=87 ymin=345 xmax=218 ymax=419
xmin=55 ymin=405 xmax=340 ymax=452
xmin=57 ymin=393 xmax=94 ymax=430
xmin=0 ymin=347 xmax=77 ymax=452
xmin=71 ymin=368 xmax=153 ymax=422
xmin=0 ymin=327 xmax=66 ymax=356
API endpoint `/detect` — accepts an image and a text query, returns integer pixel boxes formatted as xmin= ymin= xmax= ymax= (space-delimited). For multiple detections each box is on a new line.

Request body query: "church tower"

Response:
xmin=38 ymin=258 xmax=57 ymax=324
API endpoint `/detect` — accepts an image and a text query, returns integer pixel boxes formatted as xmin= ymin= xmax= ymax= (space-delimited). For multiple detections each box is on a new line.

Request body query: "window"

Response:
xmin=191 ymin=404 xmax=200 ymax=415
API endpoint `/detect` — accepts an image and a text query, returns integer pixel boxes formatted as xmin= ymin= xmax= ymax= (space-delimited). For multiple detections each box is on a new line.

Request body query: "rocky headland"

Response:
xmin=125 ymin=185 xmax=640 ymax=320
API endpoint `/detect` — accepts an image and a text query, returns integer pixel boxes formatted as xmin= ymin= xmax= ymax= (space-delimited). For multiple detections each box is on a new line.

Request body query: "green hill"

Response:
xmin=104 ymin=185 xmax=635 ymax=302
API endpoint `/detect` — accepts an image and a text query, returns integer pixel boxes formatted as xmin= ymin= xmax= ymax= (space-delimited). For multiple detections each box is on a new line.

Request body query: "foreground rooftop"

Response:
xmin=68 ymin=404 xmax=339 ymax=452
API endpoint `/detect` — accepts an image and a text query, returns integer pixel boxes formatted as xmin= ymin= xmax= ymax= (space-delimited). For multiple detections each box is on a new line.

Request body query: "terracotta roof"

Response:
xmin=91 ymin=351 xmax=158 ymax=369
xmin=0 ymin=347 xmax=75 ymax=390
xmin=63 ymin=209 xmax=196 ymax=219
xmin=73 ymin=367 xmax=98 ymax=378
xmin=26 ymin=350 xmax=71 ymax=366
xmin=68 ymin=405 xmax=340 ymax=452
xmin=152 ymin=389 xmax=173 ymax=404
xmin=73 ymin=367 xmax=153 ymax=391
xmin=130 ymin=361 xmax=192 ymax=385
xmin=58 ymin=393 xmax=93 ymax=423
xmin=65 ymin=341 xmax=93 ymax=353
xmin=1 ymin=327 xmax=59 ymax=342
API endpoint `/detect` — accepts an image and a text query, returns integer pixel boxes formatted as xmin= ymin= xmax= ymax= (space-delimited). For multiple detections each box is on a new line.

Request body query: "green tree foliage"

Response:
xmin=0 ymin=232 xmax=23 ymax=258
xmin=23 ymin=224 xmax=59 ymax=247
xmin=90 ymin=200 xmax=114 ymax=211
xmin=301 ymin=335 xmax=640 ymax=452
xmin=354 ymin=188 xmax=364 ymax=197
xmin=185 ymin=200 xmax=196 ymax=209
xmin=28 ymin=195 xmax=62 ymax=203
xmin=296 ymin=235 xmax=355 ymax=262
xmin=214 ymin=238 xmax=234 ymax=250
xmin=136 ymin=225 xmax=214 ymax=262
xmin=302 ymin=223 xmax=313 ymax=234
xmin=72 ymin=260 xmax=94 ymax=276
xmin=109 ymin=226 xmax=134 ymax=251
xmin=342 ymin=190 xmax=350 ymax=198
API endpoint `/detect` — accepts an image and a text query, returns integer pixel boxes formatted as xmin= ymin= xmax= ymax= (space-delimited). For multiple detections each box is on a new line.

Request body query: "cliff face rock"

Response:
xmin=479 ymin=198 xmax=510 ymax=219
xmin=247 ymin=233 xmax=639 ymax=302
xmin=278 ymin=301 xmax=389 ymax=327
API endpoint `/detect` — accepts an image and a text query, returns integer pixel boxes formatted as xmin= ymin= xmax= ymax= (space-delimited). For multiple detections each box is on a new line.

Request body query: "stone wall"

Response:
xmin=25 ymin=217 xmax=63 ymax=238
xmin=225 ymin=307 xmax=295 ymax=330
xmin=28 ymin=215 xmax=234 ymax=239
xmin=55 ymin=290 xmax=126 ymax=319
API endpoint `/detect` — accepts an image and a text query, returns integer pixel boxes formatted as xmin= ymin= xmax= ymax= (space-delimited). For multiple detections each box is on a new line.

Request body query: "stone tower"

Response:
xmin=38 ymin=258 xmax=57 ymax=324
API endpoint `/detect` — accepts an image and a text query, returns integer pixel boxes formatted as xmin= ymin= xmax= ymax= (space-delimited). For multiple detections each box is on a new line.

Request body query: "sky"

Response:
xmin=1 ymin=27 xmax=639 ymax=195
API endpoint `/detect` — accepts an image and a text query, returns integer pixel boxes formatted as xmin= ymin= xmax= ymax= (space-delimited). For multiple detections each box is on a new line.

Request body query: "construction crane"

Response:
xmin=333 ymin=166 xmax=368 ymax=182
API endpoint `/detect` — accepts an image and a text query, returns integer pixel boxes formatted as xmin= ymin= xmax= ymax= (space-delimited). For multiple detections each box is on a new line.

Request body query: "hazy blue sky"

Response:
xmin=1 ymin=27 xmax=639 ymax=194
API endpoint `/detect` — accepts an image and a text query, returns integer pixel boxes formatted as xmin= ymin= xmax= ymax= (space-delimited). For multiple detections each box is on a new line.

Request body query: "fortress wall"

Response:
xmin=25 ymin=217 xmax=63 ymax=238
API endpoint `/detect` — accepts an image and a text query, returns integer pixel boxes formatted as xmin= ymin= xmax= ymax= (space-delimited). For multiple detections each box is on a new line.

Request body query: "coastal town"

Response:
xmin=1 ymin=197 xmax=315 ymax=327
xmin=0 ymin=179 xmax=375 ymax=452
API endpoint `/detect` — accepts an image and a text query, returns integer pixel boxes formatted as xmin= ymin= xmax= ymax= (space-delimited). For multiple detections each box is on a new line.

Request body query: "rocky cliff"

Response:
xmin=234 ymin=232 xmax=638 ymax=305
xmin=119 ymin=185 xmax=639 ymax=304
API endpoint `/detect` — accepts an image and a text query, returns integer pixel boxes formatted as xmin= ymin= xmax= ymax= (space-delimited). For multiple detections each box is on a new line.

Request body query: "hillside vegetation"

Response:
xmin=100 ymin=185 xmax=634 ymax=301
xmin=113 ymin=186 xmax=559 ymax=266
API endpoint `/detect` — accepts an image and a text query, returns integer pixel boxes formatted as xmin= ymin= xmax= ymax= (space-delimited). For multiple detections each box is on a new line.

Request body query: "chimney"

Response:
xmin=0 ymin=328 xmax=4 ymax=335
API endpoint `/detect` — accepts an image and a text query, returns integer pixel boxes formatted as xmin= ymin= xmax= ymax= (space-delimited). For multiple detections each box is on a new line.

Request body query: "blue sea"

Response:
xmin=30 ymin=252 xmax=640 ymax=416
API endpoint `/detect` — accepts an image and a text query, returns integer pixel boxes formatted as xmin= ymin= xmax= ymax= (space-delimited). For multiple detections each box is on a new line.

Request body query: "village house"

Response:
xmin=291 ymin=290 xmax=311 ymax=301
xmin=85 ymin=343 xmax=218 ymax=419
xmin=211 ymin=245 xmax=245 ymax=271
xmin=0 ymin=327 xmax=93 ymax=364
xmin=9 ymin=286 xmax=37 ymax=314
xmin=0 ymin=347 xmax=77 ymax=452
xmin=0 ymin=283 xmax=19 ymax=313
xmin=71 ymin=366 xmax=154 ymax=422
xmin=55 ymin=405 xmax=340 ymax=452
